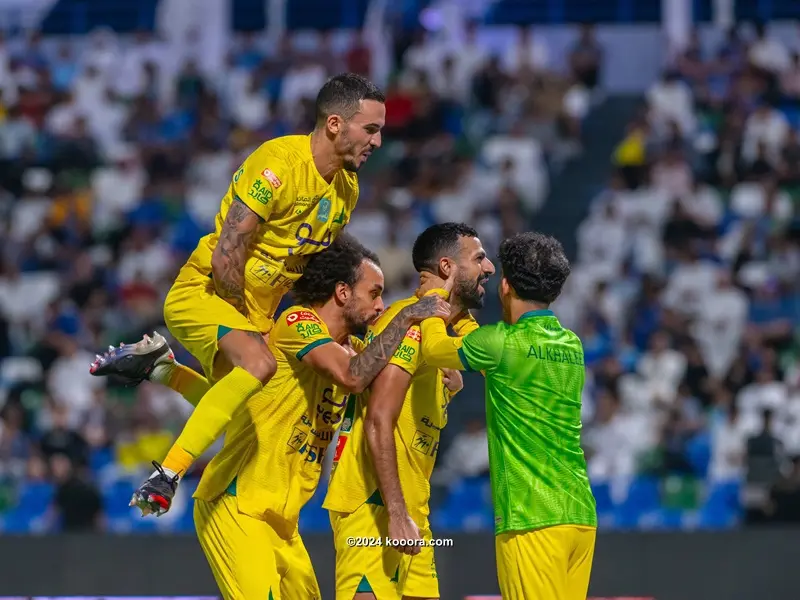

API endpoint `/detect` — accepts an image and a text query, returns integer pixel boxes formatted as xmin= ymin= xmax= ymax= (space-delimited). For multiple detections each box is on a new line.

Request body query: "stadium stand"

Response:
xmin=555 ymin=19 xmax=800 ymax=530
xmin=2 ymin=0 xmax=799 ymax=539
xmin=0 ymin=0 xmax=585 ymax=534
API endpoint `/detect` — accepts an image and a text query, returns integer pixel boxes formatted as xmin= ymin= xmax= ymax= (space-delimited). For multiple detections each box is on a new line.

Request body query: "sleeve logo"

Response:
xmin=262 ymin=168 xmax=282 ymax=188
xmin=405 ymin=328 xmax=422 ymax=342
xmin=286 ymin=310 xmax=321 ymax=325
xmin=248 ymin=179 xmax=272 ymax=205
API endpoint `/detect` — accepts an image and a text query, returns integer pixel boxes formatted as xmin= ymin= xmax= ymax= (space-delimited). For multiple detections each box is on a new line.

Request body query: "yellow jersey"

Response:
xmin=184 ymin=134 xmax=359 ymax=332
xmin=194 ymin=305 xmax=352 ymax=539
xmin=323 ymin=295 xmax=480 ymax=525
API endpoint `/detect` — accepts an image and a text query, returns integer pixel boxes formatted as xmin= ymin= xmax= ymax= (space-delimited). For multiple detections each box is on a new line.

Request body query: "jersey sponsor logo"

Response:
xmin=421 ymin=416 xmax=442 ymax=431
xmin=393 ymin=342 xmax=416 ymax=363
xmin=289 ymin=222 xmax=333 ymax=254
xmin=411 ymin=429 xmax=435 ymax=456
xmin=527 ymin=345 xmax=585 ymax=366
xmin=322 ymin=387 xmax=348 ymax=408
xmin=405 ymin=328 xmax=421 ymax=342
xmin=316 ymin=400 xmax=343 ymax=427
xmin=286 ymin=310 xmax=321 ymax=325
xmin=333 ymin=207 xmax=347 ymax=225
xmin=296 ymin=321 xmax=324 ymax=339
xmin=233 ymin=168 xmax=244 ymax=183
xmin=248 ymin=179 xmax=272 ymax=205
xmin=317 ymin=198 xmax=331 ymax=223
xmin=287 ymin=427 xmax=308 ymax=451
xmin=262 ymin=168 xmax=282 ymax=188
xmin=332 ymin=433 xmax=348 ymax=463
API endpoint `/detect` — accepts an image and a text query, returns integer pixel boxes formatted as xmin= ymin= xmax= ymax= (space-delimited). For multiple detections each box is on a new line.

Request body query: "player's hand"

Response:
xmin=442 ymin=368 xmax=463 ymax=394
xmin=388 ymin=513 xmax=422 ymax=556
xmin=403 ymin=294 xmax=451 ymax=324
xmin=129 ymin=461 xmax=180 ymax=517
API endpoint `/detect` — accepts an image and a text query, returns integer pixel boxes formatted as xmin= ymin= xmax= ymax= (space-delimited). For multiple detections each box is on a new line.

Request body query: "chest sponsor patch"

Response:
xmin=286 ymin=310 xmax=321 ymax=325
xmin=262 ymin=168 xmax=282 ymax=189
xmin=405 ymin=328 xmax=422 ymax=342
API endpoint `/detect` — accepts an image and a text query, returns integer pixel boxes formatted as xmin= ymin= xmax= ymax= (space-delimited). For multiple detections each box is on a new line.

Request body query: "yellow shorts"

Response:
xmin=329 ymin=501 xmax=439 ymax=600
xmin=164 ymin=264 xmax=275 ymax=379
xmin=495 ymin=525 xmax=596 ymax=600
xmin=194 ymin=494 xmax=320 ymax=600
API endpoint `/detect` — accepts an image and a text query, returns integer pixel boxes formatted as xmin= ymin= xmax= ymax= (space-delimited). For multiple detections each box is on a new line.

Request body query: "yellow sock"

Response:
xmin=168 ymin=363 xmax=211 ymax=407
xmin=162 ymin=366 xmax=262 ymax=474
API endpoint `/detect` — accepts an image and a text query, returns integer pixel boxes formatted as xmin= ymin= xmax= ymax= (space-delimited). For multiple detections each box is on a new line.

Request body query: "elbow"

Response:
xmin=341 ymin=367 xmax=368 ymax=394
xmin=347 ymin=377 xmax=368 ymax=394
xmin=210 ymin=247 xmax=225 ymax=277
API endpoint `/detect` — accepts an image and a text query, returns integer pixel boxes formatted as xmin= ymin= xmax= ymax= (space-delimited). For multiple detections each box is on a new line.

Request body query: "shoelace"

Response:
xmin=151 ymin=460 xmax=180 ymax=490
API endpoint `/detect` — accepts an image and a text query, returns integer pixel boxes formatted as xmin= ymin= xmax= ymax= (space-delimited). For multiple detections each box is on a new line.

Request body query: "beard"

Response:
xmin=342 ymin=158 xmax=361 ymax=172
xmin=454 ymin=276 xmax=485 ymax=310
xmin=343 ymin=304 xmax=371 ymax=336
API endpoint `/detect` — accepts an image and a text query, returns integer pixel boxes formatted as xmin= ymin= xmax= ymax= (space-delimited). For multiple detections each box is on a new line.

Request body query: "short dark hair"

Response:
xmin=499 ymin=232 xmax=570 ymax=304
xmin=315 ymin=73 xmax=385 ymax=126
xmin=292 ymin=233 xmax=380 ymax=305
xmin=411 ymin=222 xmax=479 ymax=273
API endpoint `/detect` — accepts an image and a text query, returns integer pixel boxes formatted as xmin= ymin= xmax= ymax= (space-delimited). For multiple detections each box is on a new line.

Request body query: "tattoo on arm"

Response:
xmin=211 ymin=199 xmax=261 ymax=314
xmin=244 ymin=330 xmax=267 ymax=346
xmin=347 ymin=295 xmax=440 ymax=389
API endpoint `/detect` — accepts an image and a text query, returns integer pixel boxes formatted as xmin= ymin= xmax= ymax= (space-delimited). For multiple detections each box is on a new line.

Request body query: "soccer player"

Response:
xmin=416 ymin=232 xmax=598 ymax=600
xmin=323 ymin=223 xmax=496 ymax=600
xmin=118 ymin=73 xmax=386 ymax=509
xmin=90 ymin=234 xmax=452 ymax=600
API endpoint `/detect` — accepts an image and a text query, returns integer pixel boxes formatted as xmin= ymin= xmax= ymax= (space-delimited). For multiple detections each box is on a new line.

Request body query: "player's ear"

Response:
xmin=335 ymin=281 xmax=350 ymax=303
xmin=500 ymin=277 xmax=510 ymax=298
xmin=439 ymin=257 xmax=453 ymax=278
xmin=327 ymin=114 xmax=343 ymax=136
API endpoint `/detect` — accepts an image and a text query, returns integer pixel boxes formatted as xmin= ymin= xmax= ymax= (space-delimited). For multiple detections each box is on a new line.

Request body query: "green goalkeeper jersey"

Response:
xmin=422 ymin=307 xmax=597 ymax=535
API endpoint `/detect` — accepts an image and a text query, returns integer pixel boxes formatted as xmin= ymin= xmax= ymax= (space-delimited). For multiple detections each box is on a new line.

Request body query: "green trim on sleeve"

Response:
xmin=458 ymin=347 xmax=475 ymax=372
xmin=296 ymin=337 xmax=334 ymax=360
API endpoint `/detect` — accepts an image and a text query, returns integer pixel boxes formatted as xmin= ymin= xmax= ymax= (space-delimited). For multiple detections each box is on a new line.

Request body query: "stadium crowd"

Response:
xmin=560 ymin=22 xmax=800 ymax=527
xmin=0 ymin=21 xmax=591 ymax=532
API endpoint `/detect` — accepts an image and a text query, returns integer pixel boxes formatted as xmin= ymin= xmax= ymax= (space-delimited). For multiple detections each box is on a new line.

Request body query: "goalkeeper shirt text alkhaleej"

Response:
xmin=420 ymin=303 xmax=597 ymax=536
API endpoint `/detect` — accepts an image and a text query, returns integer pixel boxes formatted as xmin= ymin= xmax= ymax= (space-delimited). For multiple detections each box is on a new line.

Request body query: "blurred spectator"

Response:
xmin=748 ymin=23 xmax=790 ymax=76
xmin=569 ymin=24 xmax=602 ymax=92
xmin=38 ymin=402 xmax=89 ymax=468
xmin=432 ymin=417 xmax=489 ymax=487
xmin=744 ymin=409 xmax=783 ymax=523
xmin=710 ymin=396 xmax=747 ymax=482
xmin=768 ymin=455 xmax=800 ymax=523
xmin=50 ymin=453 xmax=103 ymax=532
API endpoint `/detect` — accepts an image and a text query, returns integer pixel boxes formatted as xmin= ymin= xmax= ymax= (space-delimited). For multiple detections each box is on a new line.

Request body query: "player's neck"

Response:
xmin=416 ymin=274 xmax=464 ymax=310
xmin=508 ymin=299 xmax=549 ymax=325
xmin=310 ymin=129 xmax=342 ymax=183
xmin=313 ymin=303 xmax=349 ymax=343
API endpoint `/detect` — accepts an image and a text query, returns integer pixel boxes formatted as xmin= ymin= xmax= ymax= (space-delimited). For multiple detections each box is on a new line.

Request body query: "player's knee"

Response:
xmin=238 ymin=350 xmax=276 ymax=383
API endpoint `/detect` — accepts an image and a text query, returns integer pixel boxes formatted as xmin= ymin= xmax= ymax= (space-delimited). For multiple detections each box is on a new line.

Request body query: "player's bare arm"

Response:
xmin=302 ymin=294 xmax=450 ymax=393
xmin=210 ymin=198 xmax=262 ymax=314
xmin=363 ymin=364 xmax=422 ymax=555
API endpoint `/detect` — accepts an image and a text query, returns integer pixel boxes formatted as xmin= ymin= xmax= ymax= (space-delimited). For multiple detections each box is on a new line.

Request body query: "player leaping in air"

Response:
xmin=90 ymin=73 xmax=386 ymax=511
xmin=90 ymin=234 xmax=454 ymax=600
xmin=416 ymin=232 xmax=598 ymax=600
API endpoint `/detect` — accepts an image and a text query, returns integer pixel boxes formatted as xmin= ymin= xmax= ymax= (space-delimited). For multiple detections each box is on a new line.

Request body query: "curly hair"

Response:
xmin=291 ymin=233 xmax=380 ymax=305
xmin=499 ymin=232 xmax=570 ymax=304
xmin=411 ymin=222 xmax=479 ymax=273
